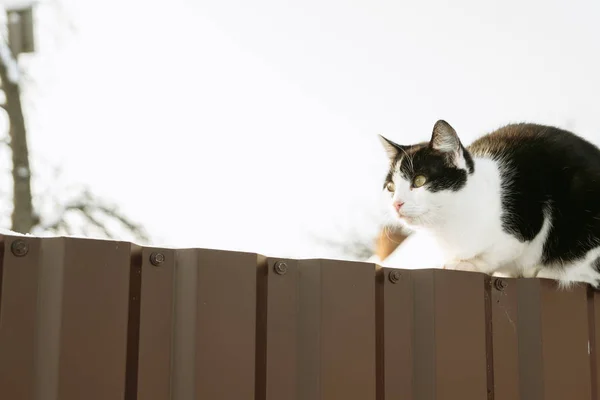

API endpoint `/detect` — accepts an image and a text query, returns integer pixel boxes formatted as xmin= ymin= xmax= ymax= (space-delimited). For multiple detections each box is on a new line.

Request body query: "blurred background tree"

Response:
xmin=0 ymin=0 xmax=149 ymax=242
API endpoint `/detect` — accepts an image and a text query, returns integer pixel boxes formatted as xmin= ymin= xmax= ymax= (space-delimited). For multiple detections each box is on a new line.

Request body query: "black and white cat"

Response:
xmin=378 ymin=120 xmax=600 ymax=288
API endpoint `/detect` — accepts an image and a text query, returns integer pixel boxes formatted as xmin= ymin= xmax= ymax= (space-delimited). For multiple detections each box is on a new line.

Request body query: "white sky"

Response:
xmin=5 ymin=0 xmax=600 ymax=260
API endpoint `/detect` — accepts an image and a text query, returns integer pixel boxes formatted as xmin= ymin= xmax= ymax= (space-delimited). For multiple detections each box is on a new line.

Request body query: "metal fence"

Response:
xmin=0 ymin=234 xmax=597 ymax=400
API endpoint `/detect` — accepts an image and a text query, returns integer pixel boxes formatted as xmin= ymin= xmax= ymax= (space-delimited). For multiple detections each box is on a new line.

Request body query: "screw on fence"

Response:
xmin=11 ymin=239 xmax=29 ymax=257
xmin=274 ymin=261 xmax=288 ymax=275
xmin=493 ymin=278 xmax=507 ymax=291
xmin=149 ymin=252 xmax=165 ymax=266
xmin=388 ymin=270 xmax=401 ymax=283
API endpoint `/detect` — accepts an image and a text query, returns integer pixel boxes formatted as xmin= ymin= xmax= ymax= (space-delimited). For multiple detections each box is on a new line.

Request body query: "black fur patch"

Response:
xmin=468 ymin=123 xmax=600 ymax=265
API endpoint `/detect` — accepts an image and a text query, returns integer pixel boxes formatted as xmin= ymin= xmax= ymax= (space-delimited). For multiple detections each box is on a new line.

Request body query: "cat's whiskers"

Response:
xmin=399 ymin=146 xmax=414 ymax=174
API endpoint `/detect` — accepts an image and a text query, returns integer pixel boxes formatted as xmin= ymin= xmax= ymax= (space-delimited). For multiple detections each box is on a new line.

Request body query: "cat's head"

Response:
xmin=379 ymin=120 xmax=474 ymax=229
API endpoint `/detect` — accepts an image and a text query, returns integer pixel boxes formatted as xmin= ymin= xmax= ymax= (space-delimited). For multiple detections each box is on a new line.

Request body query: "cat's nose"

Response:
xmin=393 ymin=201 xmax=404 ymax=212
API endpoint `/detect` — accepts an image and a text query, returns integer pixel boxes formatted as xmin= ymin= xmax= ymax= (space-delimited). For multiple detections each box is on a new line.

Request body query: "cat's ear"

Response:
xmin=430 ymin=120 xmax=472 ymax=171
xmin=378 ymin=135 xmax=403 ymax=160
xmin=430 ymin=120 xmax=461 ymax=153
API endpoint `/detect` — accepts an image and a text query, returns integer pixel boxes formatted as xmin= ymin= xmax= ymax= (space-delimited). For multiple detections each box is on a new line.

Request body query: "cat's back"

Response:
xmin=467 ymin=123 xmax=600 ymax=173
xmin=467 ymin=122 xmax=600 ymax=247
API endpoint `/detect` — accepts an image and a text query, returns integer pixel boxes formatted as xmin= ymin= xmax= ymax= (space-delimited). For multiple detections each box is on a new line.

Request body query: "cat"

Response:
xmin=378 ymin=120 xmax=600 ymax=289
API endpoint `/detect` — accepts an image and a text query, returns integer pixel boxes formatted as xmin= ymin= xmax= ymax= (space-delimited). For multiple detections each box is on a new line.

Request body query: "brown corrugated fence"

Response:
xmin=0 ymin=234 xmax=598 ymax=400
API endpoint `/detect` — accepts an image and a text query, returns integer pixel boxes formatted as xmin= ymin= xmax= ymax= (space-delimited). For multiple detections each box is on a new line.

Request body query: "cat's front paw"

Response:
xmin=443 ymin=261 xmax=479 ymax=272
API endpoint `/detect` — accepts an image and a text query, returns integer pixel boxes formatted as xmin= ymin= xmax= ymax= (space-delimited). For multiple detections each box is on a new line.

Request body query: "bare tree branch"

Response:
xmin=33 ymin=187 xmax=150 ymax=243
xmin=37 ymin=203 xmax=85 ymax=232
xmin=76 ymin=207 xmax=113 ymax=238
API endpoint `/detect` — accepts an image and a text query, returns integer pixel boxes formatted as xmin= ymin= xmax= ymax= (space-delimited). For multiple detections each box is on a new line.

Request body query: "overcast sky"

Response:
xmin=2 ymin=0 xmax=599 ymax=261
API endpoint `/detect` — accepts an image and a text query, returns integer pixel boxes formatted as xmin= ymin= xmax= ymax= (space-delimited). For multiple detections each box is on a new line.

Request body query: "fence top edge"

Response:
xmin=0 ymin=234 xmax=593 ymax=292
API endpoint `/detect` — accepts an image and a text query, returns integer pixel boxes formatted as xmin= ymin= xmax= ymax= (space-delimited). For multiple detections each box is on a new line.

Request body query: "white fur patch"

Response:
xmin=454 ymin=148 xmax=467 ymax=170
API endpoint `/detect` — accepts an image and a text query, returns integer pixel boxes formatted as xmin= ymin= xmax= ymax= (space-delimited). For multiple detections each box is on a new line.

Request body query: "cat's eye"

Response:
xmin=385 ymin=182 xmax=396 ymax=192
xmin=413 ymin=175 xmax=427 ymax=188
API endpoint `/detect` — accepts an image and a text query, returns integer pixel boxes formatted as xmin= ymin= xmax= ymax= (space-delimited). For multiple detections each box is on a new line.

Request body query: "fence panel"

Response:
xmin=0 ymin=236 xmax=135 ymax=400
xmin=380 ymin=267 xmax=413 ymax=400
xmin=516 ymin=280 xmax=592 ymax=400
xmin=265 ymin=258 xmax=299 ymax=400
xmin=490 ymin=277 xmax=520 ymax=400
xmin=538 ymin=280 xmax=591 ymax=400
xmin=319 ymin=259 xmax=377 ymax=400
xmin=516 ymin=279 xmax=544 ymax=399
xmin=0 ymin=236 xmax=42 ymax=400
xmin=137 ymin=248 xmax=176 ymax=400
xmin=413 ymin=269 xmax=490 ymax=400
xmin=264 ymin=259 xmax=377 ymax=400
xmin=57 ymin=238 xmax=134 ymax=400
xmin=194 ymin=249 xmax=263 ymax=400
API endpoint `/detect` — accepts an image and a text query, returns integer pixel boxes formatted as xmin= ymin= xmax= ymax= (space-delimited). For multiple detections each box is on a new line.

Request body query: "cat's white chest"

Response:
xmin=427 ymin=157 xmax=550 ymax=276
xmin=435 ymin=214 xmax=551 ymax=277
